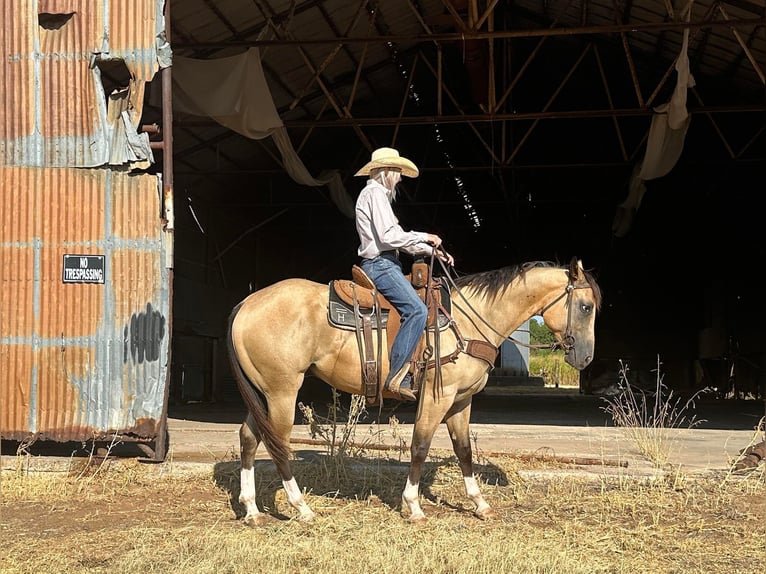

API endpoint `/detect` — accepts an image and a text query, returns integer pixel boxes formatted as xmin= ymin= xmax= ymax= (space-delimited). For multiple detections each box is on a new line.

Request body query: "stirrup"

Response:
xmin=389 ymin=374 xmax=417 ymax=402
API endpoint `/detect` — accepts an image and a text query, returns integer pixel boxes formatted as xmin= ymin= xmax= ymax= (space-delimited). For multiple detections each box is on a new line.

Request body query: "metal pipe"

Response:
xmin=172 ymin=17 xmax=766 ymax=49
xmin=162 ymin=19 xmax=174 ymax=259
xmin=219 ymin=104 xmax=764 ymax=129
xmin=153 ymin=0 xmax=174 ymax=463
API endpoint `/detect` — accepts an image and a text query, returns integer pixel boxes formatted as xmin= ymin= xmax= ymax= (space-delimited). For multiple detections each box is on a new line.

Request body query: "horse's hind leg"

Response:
xmin=239 ymin=413 xmax=267 ymax=527
xmin=268 ymin=393 xmax=316 ymax=522
xmin=239 ymin=400 xmax=316 ymax=524
xmin=444 ymin=400 xmax=495 ymax=520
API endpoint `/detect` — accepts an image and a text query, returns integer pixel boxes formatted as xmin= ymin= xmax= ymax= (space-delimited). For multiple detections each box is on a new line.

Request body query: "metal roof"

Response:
xmin=163 ymin=0 xmax=765 ymax=177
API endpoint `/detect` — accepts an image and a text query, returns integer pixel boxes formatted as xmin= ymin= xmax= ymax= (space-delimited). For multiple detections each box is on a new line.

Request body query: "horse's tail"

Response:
xmin=226 ymin=301 xmax=292 ymax=465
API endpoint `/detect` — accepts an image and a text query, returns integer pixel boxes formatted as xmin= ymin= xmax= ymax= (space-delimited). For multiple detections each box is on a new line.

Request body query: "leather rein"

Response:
xmin=429 ymin=254 xmax=590 ymax=363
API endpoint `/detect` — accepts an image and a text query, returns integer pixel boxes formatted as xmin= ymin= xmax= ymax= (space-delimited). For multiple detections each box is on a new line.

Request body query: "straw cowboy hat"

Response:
xmin=354 ymin=147 xmax=419 ymax=178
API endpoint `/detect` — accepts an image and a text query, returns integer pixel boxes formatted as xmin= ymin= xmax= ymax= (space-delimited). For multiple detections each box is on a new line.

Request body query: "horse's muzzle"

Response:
xmin=564 ymin=341 xmax=594 ymax=370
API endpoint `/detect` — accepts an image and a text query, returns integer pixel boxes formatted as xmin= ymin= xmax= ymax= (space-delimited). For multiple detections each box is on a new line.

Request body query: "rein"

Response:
xmin=421 ymin=253 xmax=502 ymax=378
xmin=420 ymin=252 xmax=499 ymax=401
xmin=433 ymin=255 xmax=588 ymax=354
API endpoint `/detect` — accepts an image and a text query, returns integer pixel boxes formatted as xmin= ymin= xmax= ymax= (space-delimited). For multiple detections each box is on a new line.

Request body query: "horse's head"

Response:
xmin=538 ymin=257 xmax=601 ymax=370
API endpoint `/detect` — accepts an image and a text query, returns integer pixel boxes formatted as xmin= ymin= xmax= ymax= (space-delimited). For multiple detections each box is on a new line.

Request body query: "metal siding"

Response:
xmin=0 ymin=167 xmax=169 ymax=443
xmin=0 ymin=0 xmax=162 ymax=168
xmin=0 ymin=2 xmax=36 ymax=147
xmin=109 ymin=0 xmax=164 ymax=81
xmin=40 ymin=53 xmax=98 ymax=140
xmin=38 ymin=2 xmax=102 ymax=55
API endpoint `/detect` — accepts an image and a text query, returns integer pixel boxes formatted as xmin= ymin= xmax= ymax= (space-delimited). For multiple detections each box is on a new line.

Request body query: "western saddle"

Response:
xmin=330 ymin=259 xmax=444 ymax=405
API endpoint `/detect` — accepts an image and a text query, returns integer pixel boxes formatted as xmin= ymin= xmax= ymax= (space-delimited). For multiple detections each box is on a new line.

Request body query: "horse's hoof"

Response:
xmin=475 ymin=507 xmax=497 ymax=521
xmin=408 ymin=514 xmax=427 ymax=524
xmin=296 ymin=511 xmax=316 ymax=523
xmin=243 ymin=514 xmax=269 ymax=528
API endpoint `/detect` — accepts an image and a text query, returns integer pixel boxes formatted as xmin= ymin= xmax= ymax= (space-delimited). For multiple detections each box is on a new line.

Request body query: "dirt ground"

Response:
xmin=1 ymin=388 xmax=765 ymax=573
xmin=160 ymin=387 xmax=766 ymax=470
xmin=3 ymin=386 xmax=765 ymax=469
xmin=2 ymin=453 xmax=764 ymax=574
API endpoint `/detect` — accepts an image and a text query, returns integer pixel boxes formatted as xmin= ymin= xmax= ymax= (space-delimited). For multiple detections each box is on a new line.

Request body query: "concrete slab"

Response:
xmin=2 ymin=388 xmax=762 ymax=477
xmin=163 ymin=388 xmax=765 ymax=476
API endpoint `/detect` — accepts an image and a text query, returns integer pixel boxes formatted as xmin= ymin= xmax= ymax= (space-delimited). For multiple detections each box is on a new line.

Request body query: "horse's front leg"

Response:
xmin=445 ymin=399 xmax=495 ymax=520
xmin=402 ymin=399 xmax=453 ymax=522
xmin=402 ymin=429 xmax=434 ymax=523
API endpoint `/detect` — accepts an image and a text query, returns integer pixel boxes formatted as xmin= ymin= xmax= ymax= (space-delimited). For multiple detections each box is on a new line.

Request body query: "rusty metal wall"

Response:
xmin=0 ymin=0 xmax=165 ymax=168
xmin=0 ymin=167 xmax=169 ymax=441
xmin=0 ymin=1 xmax=171 ymax=447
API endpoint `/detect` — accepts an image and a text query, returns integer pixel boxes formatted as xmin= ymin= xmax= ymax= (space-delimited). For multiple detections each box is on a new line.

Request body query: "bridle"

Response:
xmin=433 ymin=254 xmax=591 ymax=355
xmin=536 ymin=278 xmax=592 ymax=354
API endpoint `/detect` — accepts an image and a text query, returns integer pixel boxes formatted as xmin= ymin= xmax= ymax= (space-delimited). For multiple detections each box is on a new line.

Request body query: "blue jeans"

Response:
xmin=360 ymin=253 xmax=427 ymax=386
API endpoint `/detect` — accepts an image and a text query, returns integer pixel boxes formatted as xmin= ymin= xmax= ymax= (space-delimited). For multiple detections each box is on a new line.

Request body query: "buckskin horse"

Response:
xmin=227 ymin=257 xmax=601 ymax=524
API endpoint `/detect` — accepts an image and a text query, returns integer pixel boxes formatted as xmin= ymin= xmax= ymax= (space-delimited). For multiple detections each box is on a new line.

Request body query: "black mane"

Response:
xmin=453 ymin=261 xmax=602 ymax=310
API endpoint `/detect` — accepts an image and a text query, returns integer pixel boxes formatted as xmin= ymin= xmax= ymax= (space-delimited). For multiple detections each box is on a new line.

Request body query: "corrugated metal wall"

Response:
xmin=0 ymin=1 xmax=171 ymax=450
xmin=0 ymin=168 xmax=169 ymax=441
xmin=0 ymin=0 xmax=163 ymax=168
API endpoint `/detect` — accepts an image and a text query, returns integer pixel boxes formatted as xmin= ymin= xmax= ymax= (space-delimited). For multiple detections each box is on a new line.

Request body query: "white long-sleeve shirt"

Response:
xmin=355 ymin=179 xmax=434 ymax=260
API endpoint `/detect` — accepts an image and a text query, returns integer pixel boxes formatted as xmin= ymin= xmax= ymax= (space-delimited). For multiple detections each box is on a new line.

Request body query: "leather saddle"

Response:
xmin=328 ymin=265 xmax=451 ymax=333
xmin=327 ymin=260 xmax=450 ymax=405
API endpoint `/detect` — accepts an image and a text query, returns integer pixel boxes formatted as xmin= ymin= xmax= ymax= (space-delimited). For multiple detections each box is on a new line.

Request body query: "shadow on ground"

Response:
xmin=212 ymin=450 xmax=509 ymax=522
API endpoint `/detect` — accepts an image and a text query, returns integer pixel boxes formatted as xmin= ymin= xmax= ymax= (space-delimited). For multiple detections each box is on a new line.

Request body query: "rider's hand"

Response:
xmin=425 ymin=233 xmax=452 ymax=266
xmin=426 ymin=233 xmax=443 ymax=248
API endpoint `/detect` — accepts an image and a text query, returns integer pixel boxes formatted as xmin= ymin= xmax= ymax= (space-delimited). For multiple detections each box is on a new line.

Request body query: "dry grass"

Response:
xmin=601 ymin=358 xmax=711 ymax=468
xmin=298 ymin=390 xmax=408 ymax=459
xmin=2 ymin=439 xmax=764 ymax=574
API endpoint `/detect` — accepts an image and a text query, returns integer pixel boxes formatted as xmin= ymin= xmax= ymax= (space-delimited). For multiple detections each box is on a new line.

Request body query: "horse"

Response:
xmin=227 ymin=257 xmax=601 ymax=525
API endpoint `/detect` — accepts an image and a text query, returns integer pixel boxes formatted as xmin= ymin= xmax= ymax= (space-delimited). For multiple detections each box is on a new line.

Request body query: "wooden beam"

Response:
xmin=493 ymin=0 xmax=578 ymax=113
xmin=476 ymin=0 xmax=499 ymax=30
xmin=420 ymin=51 xmax=502 ymax=165
xmin=691 ymin=87 xmax=736 ymax=159
xmin=646 ymin=1 xmax=718 ymax=108
xmin=392 ymin=55 xmax=420 ymax=147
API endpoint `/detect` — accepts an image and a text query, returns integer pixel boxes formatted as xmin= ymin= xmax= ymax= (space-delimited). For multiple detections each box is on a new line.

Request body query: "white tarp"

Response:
xmin=613 ymin=24 xmax=695 ymax=238
xmin=171 ymin=48 xmax=354 ymax=218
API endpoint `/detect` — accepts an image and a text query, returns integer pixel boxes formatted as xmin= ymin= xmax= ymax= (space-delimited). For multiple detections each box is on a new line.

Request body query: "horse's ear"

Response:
xmin=568 ymin=256 xmax=583 ymax=281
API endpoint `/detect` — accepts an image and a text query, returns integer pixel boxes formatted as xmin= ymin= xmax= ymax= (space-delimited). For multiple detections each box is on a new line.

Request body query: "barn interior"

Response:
xmin=135 ymin=0 xmax=765 ymax=409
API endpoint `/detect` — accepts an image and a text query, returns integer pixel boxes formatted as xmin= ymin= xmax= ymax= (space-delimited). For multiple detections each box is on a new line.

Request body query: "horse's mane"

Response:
xmin=453 ymin=261 xmax=602 ymax=310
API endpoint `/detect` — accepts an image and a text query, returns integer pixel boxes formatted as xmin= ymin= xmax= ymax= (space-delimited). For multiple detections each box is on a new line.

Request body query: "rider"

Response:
xmin=354 ymin=147 xmax=454 ymax=401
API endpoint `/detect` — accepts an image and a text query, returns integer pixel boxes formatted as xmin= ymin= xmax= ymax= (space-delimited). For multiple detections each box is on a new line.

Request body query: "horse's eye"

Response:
xmin=580 ymin=303 xmax=593 ymax=315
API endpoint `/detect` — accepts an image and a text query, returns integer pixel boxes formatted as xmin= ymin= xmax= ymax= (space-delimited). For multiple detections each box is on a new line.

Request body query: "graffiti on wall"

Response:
xmin=124 ymin=302 xmax=166 ymax=364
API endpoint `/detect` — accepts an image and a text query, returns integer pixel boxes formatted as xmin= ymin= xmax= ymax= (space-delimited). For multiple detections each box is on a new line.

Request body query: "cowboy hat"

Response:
xmin=354 ymin=147 xmax=419 ymax=178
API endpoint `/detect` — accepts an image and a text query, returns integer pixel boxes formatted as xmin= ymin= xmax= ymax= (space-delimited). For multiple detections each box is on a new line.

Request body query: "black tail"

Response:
xmin=227 ymin=301 xmax=292 ymax=465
